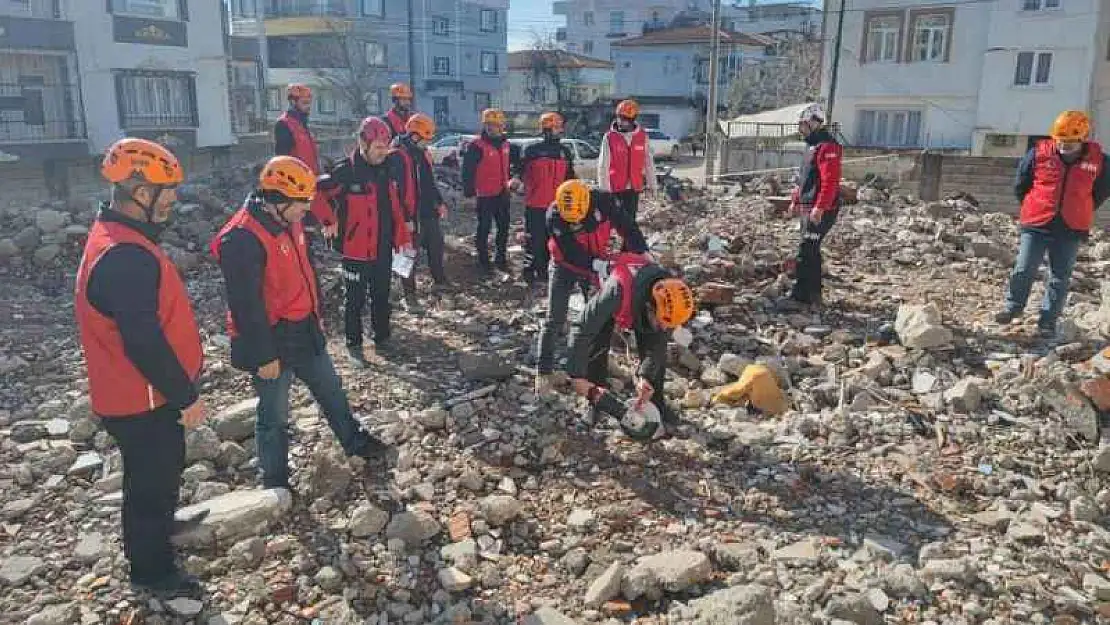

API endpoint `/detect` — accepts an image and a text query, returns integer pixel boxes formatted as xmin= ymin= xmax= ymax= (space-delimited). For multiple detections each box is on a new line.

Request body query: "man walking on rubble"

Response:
xmin=994 ymin=110 xmax=1110 ymax=338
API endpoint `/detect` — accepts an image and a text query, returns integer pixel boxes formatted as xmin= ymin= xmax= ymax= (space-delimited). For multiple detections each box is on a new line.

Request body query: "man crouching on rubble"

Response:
xmin=564 ymin=254 xmax=695 ymax=439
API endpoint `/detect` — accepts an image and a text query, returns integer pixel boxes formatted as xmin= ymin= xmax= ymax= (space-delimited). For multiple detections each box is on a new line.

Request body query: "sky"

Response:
xmin=507 ymin=0 xmax=559 ymax=51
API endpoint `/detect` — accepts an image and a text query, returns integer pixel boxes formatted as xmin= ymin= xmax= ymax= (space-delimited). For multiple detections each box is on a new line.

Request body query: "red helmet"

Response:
xmin=358 ymin=116 xmax=392 ymax=145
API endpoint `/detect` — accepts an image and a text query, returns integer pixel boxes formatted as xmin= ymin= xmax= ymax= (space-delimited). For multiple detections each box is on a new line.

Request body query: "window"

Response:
xmin=480 ymin=51 xmax=498 ymax=74
xmin=529 ymin=86 xmax=548 ymax=103
xmin=112 ymin=0 xmax=180 ymax=20
xmin=316 ymin=90 xmax=336 ymax=115
xmin=229 ymin=0 xmax=257 ymax=17
xmin=433 ymin=56 xmax=451 ymax=76
xmin=433 ymin=17 xmax=450 ymax=36
xmin=857 ymin=109 xmax=922 ymax=147
xmin=583 ymin=40 xmax=594 ymax=54
xmin=266 ymin=87 xmax=282 ymax=111
xmin=912 ymin=13 xmax=950 ymax=62
xmin=365 ymin=90 xmax=382 ymax=113
xmin=1022 ymin=0 xmax=1060 ymax=10
xmin=584 ymin=11 xmax=594 ymax=26
xmin=359 ymin=0 xmax=383 ymax=17
xmin=115 ymin=71 xmax=196 ymax=128
xmin=609 ymin=11 xmax=625 ymax=34
xmin=864 ymin=14 xmax=900 ymax=63
xmin=474 ymin=91 xmax=491 ymax=112
xmin=1014 ymin=51 xmax=1052 ymax=86
xmin=480 ymin=9 xmax=498 ymax=33
xmin=364 ymin=42 xmax=386 ymax=67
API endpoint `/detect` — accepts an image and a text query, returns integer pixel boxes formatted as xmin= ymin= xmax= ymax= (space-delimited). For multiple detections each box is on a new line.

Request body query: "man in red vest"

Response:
xmin=211 ymin=156 xmax=395 ymax=490
xmin=315 ymin=117 xmax=413 ymax=365
xmin=274 ymin=83 xmax=330 ymax=231
xmin=787 ymin=103 xmax=842 ymax=308
xmin=75 ymin=138 xmax=206 ymax=599
xmin=598 ymin=99 xmax=657 ymax=224
xmin=995 ymin=110 xmax=1110 ymax=338
xmin=462 ymin=108 xmax=521 ymax=273
xmin=389 ymin=112 xmax=448 ymax=313
xmin=564 ymin=255 xmax=694 ymax=439
xmin=385 ymin=82 xmax=414 ymax=139
xmin=520 ymin=111 xmax=576 ymax=285
xmin=535 ymin=179 xmax=647 ymax=397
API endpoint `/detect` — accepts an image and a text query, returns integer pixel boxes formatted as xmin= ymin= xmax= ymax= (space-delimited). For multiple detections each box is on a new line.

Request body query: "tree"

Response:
xmin=727 ymin=35 xmax=821 ymax=117
xmin=304 ymin=20 xmax=382 ymax=121
xmin=524 ymin=35 xmax=586 ymax=130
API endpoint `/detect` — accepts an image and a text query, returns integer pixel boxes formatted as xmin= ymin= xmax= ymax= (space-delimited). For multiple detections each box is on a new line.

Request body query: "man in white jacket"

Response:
xmin=597 ymin=99 xmax=657 ymax=225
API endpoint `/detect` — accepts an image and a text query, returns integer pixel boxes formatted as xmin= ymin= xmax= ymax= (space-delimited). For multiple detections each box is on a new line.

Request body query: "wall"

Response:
xmin=560 ymin=0 xmax=688 ymax=61
xmin=70 ymin=0 xmax=235 ymax=153
xmin=642 ymin=104 xmax=695 ymax=141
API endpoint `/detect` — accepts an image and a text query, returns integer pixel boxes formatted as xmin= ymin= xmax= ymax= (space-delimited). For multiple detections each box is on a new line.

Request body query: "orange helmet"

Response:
xmin=539 ymin=112 xmax=564 ymax=132
xmin=616 ymin=99 xmax=639 ymax=120
xmin=101 ymin=138 xmax=184 ymax=186
xmin=287 ymin=83 xmax=312 ymax=101
xmin=406 ymin=113 xmax=436 ymax=141
xmin=259 ymin=156 xmax=316 ymax=201
xmin=481 ymin=108 xmax=506 ymax=127
xmin=555 ymin=180 xmax=590 ymax=223
xmin=391 ymin=83 xmax=413 ymax=99
xmin=1051 ymin=110 xmax=1090 ymax=142
xmin=651 ymin=278 xmax=695 ymax=329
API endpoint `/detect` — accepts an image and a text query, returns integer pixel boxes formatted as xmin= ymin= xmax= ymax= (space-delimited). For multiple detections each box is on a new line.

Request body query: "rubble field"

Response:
xmin=3 ymin=168 xmax=1110 ymax=625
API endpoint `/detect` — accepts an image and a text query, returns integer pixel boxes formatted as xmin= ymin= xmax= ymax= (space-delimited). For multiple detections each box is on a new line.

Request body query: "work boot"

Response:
xmin=994 ymin=309 xmax=1019 ymax=324
xmin=132 ymin=569 xmax=204 ymax=600
xmin=345 ymin=344 xmax=369 ymax=369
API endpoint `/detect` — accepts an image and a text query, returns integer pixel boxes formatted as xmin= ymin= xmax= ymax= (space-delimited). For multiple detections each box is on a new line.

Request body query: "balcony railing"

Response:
xmin=0 ymin=0 xmax=63 ymax=20
xmin=0 ymin=82 xmax=84 ymax=143
xmin=265 ymin=1 xmax=347 ymax=17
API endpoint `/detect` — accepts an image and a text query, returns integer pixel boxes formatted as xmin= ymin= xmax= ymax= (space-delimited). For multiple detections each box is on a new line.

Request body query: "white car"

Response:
xmin=645 ymin=128 xmax=681 ymax=161
xmin=428 ymin=133 xmax=475 ymax=165
xmin=510 ymin=137 xmax=601 ymax=182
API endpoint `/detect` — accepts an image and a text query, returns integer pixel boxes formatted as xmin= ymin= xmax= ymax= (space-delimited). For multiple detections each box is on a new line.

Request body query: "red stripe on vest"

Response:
xmin=75 ymin=220 xmax=203 ymax=417
xmin=524 ymin=156 xmax=568 ymax=209
xmin=474 ymin=136 xmax=511 ymax=198
xmin=211 ymin=206 xmax=321 ymax=335
xmin=611 ymin=252 xmax=652 ymax=330
xmin=606 ymin=128 xmax=647 ymax=192
xmin=1020 ymin=139 xmax=1102 ymax=232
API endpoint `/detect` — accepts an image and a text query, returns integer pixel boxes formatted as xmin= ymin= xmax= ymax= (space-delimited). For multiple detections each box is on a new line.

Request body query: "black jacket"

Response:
xmin=461 ymin=131 xmax=522 ymax=198
xmin=274 ymin=107 xmax=309 ymax=156
xmin=215 ymin=199 xmax=326 ymax=372
xmin=390 ymin=135 xmax=445 ymax=219
xmin=521 ymin=136 xmax=577 ymax=180
xmin=546 ymin=190 xmax=648 ymax=271
xmin=86 ymin=207 xmax=198 ymax=410
xmin=318 ymin=150 xmax=396 ymax=260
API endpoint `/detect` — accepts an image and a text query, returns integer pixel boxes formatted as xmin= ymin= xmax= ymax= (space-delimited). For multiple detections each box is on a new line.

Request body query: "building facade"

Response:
xmin=503 ymin=49 xmax=613 ymax=114
xmin=821 ymin=0 xmax=1110 ymax=155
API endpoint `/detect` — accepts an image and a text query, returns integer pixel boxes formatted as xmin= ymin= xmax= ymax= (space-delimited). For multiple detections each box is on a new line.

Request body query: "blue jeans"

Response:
xmin=1004 ymin=229 xmax=1081 ymax=327
xmin=251 ymin=352 xmax=369 ymax=488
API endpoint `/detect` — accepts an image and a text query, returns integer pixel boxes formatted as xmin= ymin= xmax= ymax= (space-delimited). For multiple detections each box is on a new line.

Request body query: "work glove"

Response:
xmin=592 ymin=259 xmax=610 ymax=284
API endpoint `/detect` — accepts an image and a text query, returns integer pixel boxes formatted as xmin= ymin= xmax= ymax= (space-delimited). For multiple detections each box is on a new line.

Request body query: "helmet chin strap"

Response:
xmin=129 ymin=185 xmax=164 ymax=223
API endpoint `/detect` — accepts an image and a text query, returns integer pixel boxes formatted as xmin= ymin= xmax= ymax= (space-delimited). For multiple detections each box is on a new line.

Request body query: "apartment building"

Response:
xmin=553 ymin=0 xmax=819 ymax=61
xmin=503 ymin=49 xmax=614 ymax=114
xmin=821 ymin=0 xmax=1110 ymax=156
xmin=228 ymin=0 xmax=507 ymax=132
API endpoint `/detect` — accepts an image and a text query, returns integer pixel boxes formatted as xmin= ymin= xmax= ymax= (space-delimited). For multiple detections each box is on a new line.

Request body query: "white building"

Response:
xmin=503 ymin=49 xmax=614 ymax=114
xmin=821 ymin=0 xmax=1110 ymax=156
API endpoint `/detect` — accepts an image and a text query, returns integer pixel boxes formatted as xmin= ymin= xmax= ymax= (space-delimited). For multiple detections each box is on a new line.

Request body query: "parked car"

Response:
xmin=428 ymin=133 xmax=475 ymax=166
xmin=508 ymin=137 xmax=602 ymax=184
xmin=645 ymin=128 xmax=681 ymax=161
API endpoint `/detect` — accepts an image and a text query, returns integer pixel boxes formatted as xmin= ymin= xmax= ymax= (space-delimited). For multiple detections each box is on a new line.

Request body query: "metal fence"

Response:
xmin=0 ymin=82 xmax=84 ymax=143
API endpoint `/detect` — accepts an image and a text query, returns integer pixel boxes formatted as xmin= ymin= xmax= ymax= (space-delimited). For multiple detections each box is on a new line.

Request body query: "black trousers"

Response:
xmin=476 ymin=193 xmax=510 ymax=267
xmin=344 ymin=255 xmax=392 ymax=346
xmin=523 ymin=208 xmax=550 ymax=280
xmin=101 ymin=407 xmax=185 ymax=584
xmin=402 ymin=212 xmax=447 ymax=294
xmin=536 ymin=264 xmax=590 ymax=373
xmin=613 ymin=189 xmax=641 ymax=223
xmin=584 ymin=322 xmax=667 ymax=413
xmin=791 ymin=209 xmax=838 ymax=303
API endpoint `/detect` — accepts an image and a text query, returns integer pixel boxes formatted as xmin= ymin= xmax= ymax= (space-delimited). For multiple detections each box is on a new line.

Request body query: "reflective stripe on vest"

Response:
xmin=1020 ymin=139 xmax=1102 ymax=232
xmin=474 ymin=137 xmax=511 ymax=198
xmin=76 ymin=219 xmax=203 ymax=417
xmin=607 ymin=129 xmax=647 ymax=192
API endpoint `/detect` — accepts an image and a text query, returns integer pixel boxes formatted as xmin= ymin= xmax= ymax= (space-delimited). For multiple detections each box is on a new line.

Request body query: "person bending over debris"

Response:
xmin=564 ymin=254 xmax=695 ymax=440
xmin=994 ymin=109 xmax=1110 ymax=338
xmin=76 ymin=138 xmax=207 ymax=599
xmin=536 ymin=179 xmax=648 ymax=397
xmin=788 ymin=103 xmax=842 ymax=308
xmin=211 ymin=156 xmax=395 ymax=491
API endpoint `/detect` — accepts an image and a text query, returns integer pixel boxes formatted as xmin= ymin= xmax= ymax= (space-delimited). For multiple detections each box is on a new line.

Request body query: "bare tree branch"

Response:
xmin=525 ymin=34 xmax=588 ymax=131
xmin=727 ymin=35 xmax=820 ymax=116
xmin=304 ymin=19 xmax=381 ymax=121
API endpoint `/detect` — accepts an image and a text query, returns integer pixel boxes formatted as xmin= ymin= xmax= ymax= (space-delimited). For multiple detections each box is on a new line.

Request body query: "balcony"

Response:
xmin=265 ymin=1 xmax=347 ymax=17
xmin=555 ymin=28 xmax=566 ymax=41
xmin=0 ymin=0 xmax=63 ymax=20
xmin=0 ymin=82 xmax=84 ymax=144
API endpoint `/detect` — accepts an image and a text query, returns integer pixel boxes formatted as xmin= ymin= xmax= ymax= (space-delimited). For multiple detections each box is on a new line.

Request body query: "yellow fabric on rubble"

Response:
xmin=711 ymin=364 xmax=789 ymax=416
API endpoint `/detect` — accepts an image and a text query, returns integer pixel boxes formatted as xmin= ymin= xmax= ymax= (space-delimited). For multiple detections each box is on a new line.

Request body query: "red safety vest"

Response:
xmin=606 ymin=128 xmax=648 ymax=192
xmin=524 ymin=154 xmax=569 ymax=209
xmin=211 ymin=206 xmax=320 ymax=335
xmin=473 ymin=136 xmax=511 ymax=198
xmin=386 ymin=109 xmax=409 ymax=139
xmin=611 ymin=252 xmax=652 ymax=330
xmin=75 ymin=219 xmax=203 ymax=417
xmin=392 ymin=146 xmax=434 ymax=220
xmin=278 ymin=112 xmax=319 ymax=173
xmin=1020 ymin=139 xmax=1103 ymax=232
xmin=316 ymin=163 xmax=411 ymax=261
xmin=548 ymin=211 xmax=612 ymax=280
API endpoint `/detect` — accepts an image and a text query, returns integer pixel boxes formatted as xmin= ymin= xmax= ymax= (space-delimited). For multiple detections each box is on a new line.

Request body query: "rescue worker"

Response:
xmin=314 ymin=117 xmax=413 ymax=365
xmin=520 ymin=111 xmax=576 ymax=285
xmin=76 ymin=138 xmax=206 ymax=599
xmin=788 ymin=103 xmax=842 ymax=307
xmin=462 ymin=108 xmax=521 ymax=274
xmin=211 ymin=156 xmax=395 ymax=490
xmin=385 ymin=82 xmax=414 ymax=139
xmin=565 ymin=254 xmax=694 ymax=439
xmin=994 ymin=110 xmax=1110 ymax=337
xmin=535 ymin=179 xmax=648 ymax=397
xmin=389 ymin=112 xmax=449 ymax=312
xmin=598 ymin=99 xmax=657 ymax=224
xmin=274 ymin=83 xmax=330 ymax=226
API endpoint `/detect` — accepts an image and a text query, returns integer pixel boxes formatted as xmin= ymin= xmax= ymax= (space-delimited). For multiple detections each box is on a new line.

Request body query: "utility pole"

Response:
xmin=826 ymin=0 xmax=847 ymax=121
xmin=407 ymin=0 xmax=417 ymax=106
xmin=702 ymin=0 xmax=722 ymax=185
